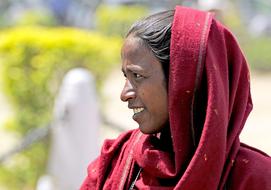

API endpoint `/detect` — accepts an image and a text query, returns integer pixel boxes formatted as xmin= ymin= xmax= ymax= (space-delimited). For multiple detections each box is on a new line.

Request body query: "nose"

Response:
xmin=120 ymin=79 xmax=136 ymax=102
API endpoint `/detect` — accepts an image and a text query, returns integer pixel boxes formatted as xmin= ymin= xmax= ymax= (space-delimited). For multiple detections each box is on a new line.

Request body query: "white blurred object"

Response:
xmin=249 ymin=14 xmax=269 ymax=36
xmin=36 ymin=175 xmax=54 ymax=190
xmin=47 ymin=68 xmax=100 ymax=190
xmin=198 ymin=0 xmax=226 ymax=11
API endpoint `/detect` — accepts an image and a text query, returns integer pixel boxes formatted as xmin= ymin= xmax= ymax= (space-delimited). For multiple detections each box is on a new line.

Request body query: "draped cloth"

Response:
xmin=80 ymin=6 xmax=271 ymax=190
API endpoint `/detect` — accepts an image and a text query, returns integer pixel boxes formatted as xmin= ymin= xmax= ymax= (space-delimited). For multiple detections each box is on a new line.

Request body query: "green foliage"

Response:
xmin=0 ymin=26 xmax=121 ymax=189
xmin=16 ymin=10 xmax=57 ymax=26
xmin=242 ymin=36 xmax=271 ymax=71
xmin=96 ymin=4 xmax=148 ymax=37
xmin=0 ymin=9 xmax=57 ymax=28
xmin=223 ymin=7 xmax=271 ymax=71
xmin=0 ymin=141 xmax=48 ymax=190
xmin=0 ymin=26 xmax=121 ymax=133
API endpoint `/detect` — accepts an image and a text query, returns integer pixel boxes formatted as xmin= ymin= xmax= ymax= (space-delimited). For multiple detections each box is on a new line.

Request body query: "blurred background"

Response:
xmin=0 ymin=0 xmax=270 ymax=189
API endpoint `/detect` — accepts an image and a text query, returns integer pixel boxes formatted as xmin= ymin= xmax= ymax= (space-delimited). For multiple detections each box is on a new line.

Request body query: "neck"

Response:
xmin=155 ymin=121 xmax=173 ymax=151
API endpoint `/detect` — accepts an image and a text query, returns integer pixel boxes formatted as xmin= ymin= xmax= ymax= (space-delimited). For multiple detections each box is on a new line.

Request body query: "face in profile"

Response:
xmin=120 ymin=36 xmax=169 ymax=134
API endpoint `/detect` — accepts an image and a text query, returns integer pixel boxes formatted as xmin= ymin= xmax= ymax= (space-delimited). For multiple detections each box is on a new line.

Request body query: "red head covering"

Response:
xmin=80 ymin=6 xmax=271 ymax=190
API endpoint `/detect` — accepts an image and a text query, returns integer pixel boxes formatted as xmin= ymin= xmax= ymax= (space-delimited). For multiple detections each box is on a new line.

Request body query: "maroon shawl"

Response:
xmin=80 ymin=6 xmax=271 ymax=190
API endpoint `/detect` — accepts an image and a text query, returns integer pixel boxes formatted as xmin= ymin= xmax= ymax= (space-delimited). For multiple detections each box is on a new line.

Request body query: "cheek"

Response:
xmin=154 ymin=85 xmax=168 ymax=119
xmin=157 ymin=92 xmax=168 ymax=118
xmin=143 ymin=85 xmax=168 ymax=112
xmin=138 ymin=77 xmax=168 ymax=112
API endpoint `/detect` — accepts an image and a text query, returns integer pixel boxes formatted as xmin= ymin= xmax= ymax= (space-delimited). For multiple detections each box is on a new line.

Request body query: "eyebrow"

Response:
xmin=127 ymin=65 xmax=144 ymax=72
xmin=122 ymin=65 xmax=145 ymax=76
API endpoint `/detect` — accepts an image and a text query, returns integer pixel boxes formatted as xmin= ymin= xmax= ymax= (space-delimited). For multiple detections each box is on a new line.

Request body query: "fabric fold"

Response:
xmin=80 ymin=6 xmax=271 ymax=190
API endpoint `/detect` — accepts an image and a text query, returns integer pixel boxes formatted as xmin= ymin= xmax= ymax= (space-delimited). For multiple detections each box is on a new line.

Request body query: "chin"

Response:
xmin=138 ymin=124 xmax=159 ymax=134
xmin=139 ymin=129 xmax=154 ymax=134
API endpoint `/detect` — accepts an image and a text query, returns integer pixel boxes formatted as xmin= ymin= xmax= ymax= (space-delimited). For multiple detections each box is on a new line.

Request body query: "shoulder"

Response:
xmin=80 ymin=129 xmax=140 ymax=189
xmin=93 ymin=128 xmax=140 ymax=165
xmin=227 ymin=143 xmax=271 ymax=190
xmin=236 ymin=143 xmax=270 ymax=174
xmin=101 ymin=129 xmax=140 ymax=153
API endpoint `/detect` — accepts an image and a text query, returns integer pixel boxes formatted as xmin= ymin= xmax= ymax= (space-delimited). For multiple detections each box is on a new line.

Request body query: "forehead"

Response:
xmin=121 ymin=37 xmax=159 ymax=73
xmin=121 ymin=37 xmax=149 ymax=59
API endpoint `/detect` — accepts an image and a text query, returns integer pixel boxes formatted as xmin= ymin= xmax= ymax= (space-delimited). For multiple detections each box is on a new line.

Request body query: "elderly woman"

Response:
xmin=80 ymin=6 xmax=271 ymax=189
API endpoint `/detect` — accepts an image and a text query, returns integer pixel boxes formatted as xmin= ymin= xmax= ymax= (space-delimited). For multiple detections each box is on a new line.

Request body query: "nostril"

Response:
xmin=120 ymin=87 xmax=135 ymax=101
xmin=120 ymin=80 xmax=135 ymax=102
xmin=120 ymin=90 xmax=127 ymax=102
xmin=121 ymin=91 xmax=135 ymax=102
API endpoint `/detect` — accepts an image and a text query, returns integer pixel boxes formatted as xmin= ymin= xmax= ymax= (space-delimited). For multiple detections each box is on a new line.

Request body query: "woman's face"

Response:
xmin=120 ymin=36 xmax=169 ymax=134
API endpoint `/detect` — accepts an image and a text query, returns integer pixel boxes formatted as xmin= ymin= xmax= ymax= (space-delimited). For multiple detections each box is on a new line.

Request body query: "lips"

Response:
xmin=131 ymin=107 xmax=145 ymax=123
xmin=133 ymin=107 xmax=144 ymax=114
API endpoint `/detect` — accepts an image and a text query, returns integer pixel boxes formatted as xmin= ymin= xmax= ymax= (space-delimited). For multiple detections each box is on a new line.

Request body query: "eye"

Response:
xmin=133 ymin=72 xmax=143 ymax=79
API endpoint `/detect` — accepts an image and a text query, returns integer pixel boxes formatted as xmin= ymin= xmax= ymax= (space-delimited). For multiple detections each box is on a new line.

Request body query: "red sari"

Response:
xmin=80 ymin=6 xmax=271 ymax=190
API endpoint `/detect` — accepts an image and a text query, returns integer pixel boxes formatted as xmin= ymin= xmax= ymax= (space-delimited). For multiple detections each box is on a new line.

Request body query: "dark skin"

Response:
xmin=120 ymin=36 xmax=169 ymax=134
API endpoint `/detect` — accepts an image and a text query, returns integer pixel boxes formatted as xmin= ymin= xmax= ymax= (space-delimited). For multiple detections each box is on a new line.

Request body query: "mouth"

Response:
xmin=133 ymin=107 xmax=144 ymax=114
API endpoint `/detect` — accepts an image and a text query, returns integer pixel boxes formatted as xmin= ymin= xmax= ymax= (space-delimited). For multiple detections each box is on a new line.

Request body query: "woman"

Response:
xmin=80 ymin=6 xmax=271 ymax=189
